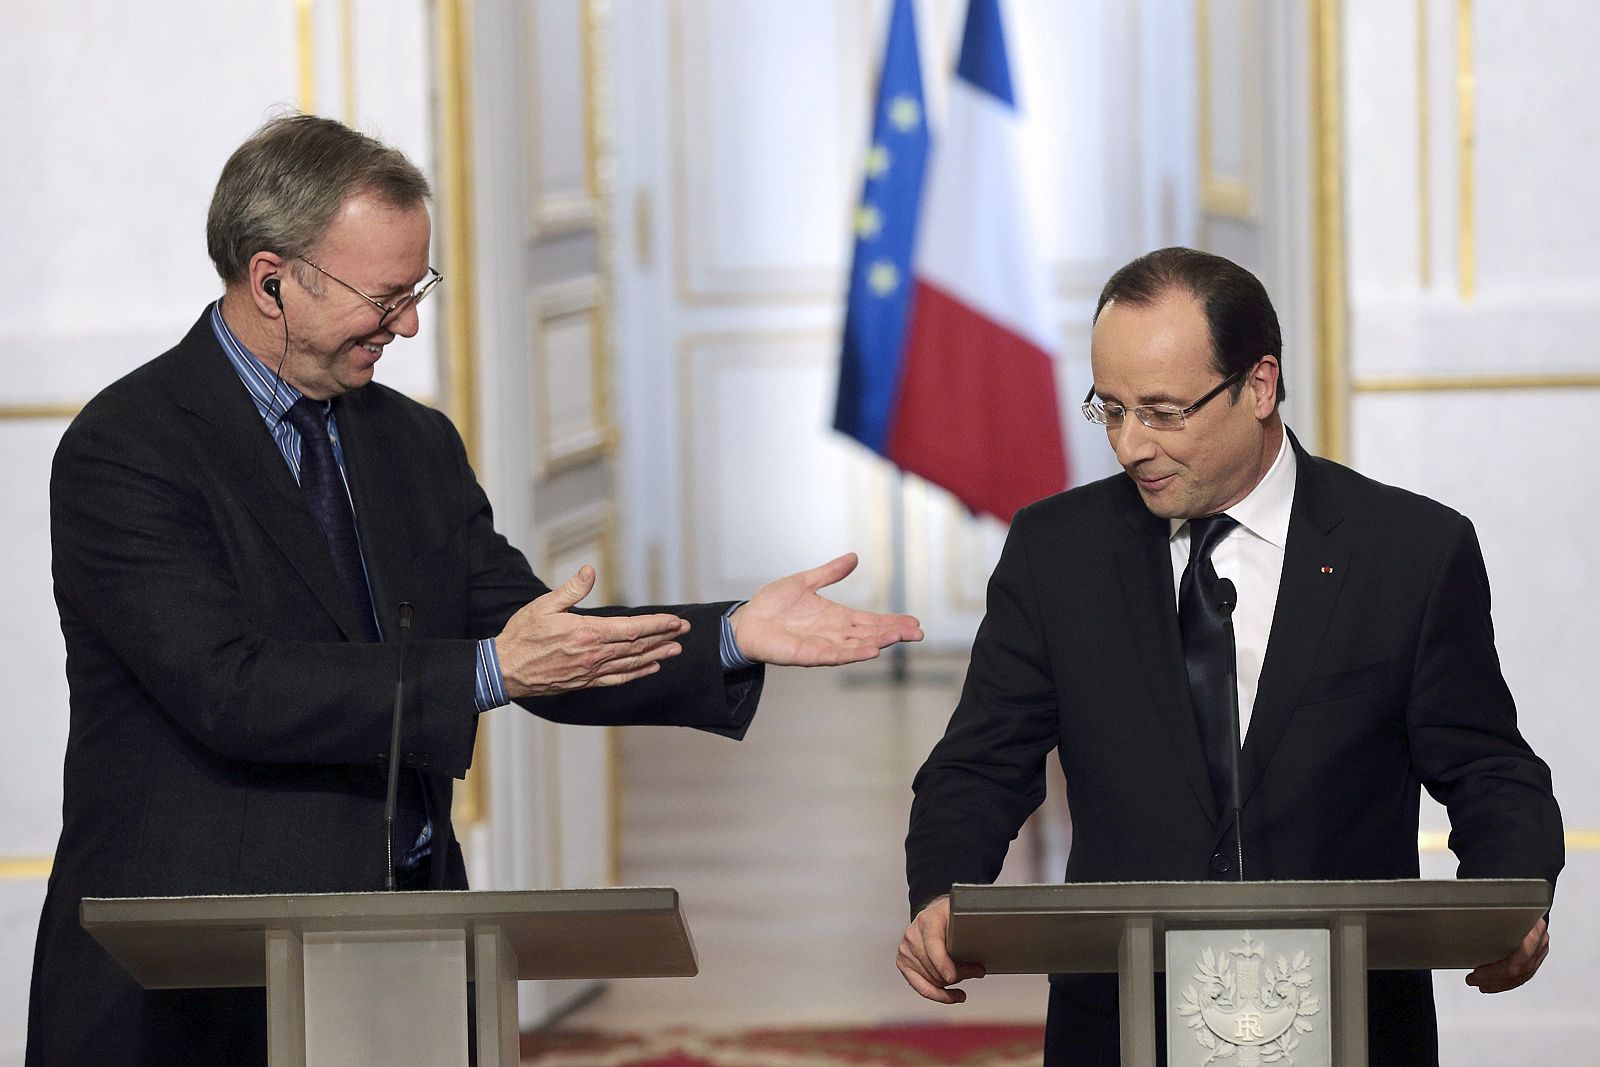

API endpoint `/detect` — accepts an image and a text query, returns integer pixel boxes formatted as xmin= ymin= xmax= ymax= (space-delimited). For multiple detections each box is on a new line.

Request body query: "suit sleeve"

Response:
xmin=906 ymin=506 xmax=1060 ymax=914
xmin=1407 ymin=515 xmax=1564 ymax=885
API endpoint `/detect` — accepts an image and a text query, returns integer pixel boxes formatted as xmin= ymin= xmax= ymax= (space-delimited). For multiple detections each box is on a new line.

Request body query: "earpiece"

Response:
xmin=263 ymin=277 xmax=282 ymax=308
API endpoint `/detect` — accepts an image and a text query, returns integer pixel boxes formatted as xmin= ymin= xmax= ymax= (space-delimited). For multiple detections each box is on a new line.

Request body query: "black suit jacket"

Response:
xmin=28 ymin=310 xmax=763 ymax=1065
xmin=906 ymin=433 xmax=1562 ymax=1063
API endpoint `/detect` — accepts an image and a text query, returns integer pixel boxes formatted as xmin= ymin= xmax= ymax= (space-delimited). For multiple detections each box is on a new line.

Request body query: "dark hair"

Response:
xmin=1093 ymin=247 xmax=1286 ymax=403
xmin=206 ymin=113 xmax=431 ymax=286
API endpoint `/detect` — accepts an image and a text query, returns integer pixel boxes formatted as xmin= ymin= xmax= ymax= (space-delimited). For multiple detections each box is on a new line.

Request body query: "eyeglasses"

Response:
xmin=1080 ymin=363 xmax=1254 ymax=431
xmin=297 ymin=257 xmax=443 ymax=327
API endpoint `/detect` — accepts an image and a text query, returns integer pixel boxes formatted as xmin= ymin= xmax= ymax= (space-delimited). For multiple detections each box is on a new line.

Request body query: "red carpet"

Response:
xmin=521 ymin=1024 xmax=1044 ymax=1066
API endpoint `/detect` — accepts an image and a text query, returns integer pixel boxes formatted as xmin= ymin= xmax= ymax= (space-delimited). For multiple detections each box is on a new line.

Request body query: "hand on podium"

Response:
xmin=1465 ymin=915 xmax=1549 ymax=994
xmin=897 ymin=895 xmax=987 ymax=1004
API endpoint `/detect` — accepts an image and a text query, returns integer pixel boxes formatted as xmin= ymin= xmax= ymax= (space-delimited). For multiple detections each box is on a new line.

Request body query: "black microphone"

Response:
xmin=1214 ymin=578 xmax=1244 ymax=881
xmin=384 ymin=602 xmax=415 ymax=891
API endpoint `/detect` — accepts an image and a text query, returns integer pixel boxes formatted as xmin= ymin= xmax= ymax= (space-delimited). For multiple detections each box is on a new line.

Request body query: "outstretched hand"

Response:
xmin=728 ymin=553 xmax=923 ymax=666
xmin=494 ymin=566 xmax=689 ymax=698
xmin=1466 ymin=916 xmax=1549 ymax=994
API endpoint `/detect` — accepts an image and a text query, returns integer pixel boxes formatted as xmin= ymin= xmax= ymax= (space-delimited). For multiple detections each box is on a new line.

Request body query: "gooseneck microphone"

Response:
xmin=1214 ymin=578 xmax=1245 ymax=881
xmin=384 ymin=602 xmax=415 ymax=891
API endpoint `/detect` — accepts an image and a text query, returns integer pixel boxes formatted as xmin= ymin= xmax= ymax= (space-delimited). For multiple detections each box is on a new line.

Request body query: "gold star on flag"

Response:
xmin=888 ymin=96 xmax=922 ymax=132
xmin=864 ymin=144 xmax=890 ymax=178
xmin=854 ymin=204 xmax=883 ymax=239
xmin=867 ymin=260 xmax=900 ymax=296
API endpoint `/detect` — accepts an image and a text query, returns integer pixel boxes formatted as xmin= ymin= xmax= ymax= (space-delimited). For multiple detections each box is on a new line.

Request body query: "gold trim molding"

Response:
xmin=1419 ymin=830 xmax=1600 ymax=853
xmin=296 ymin=0 xmax=316 ymax=113
xmin=437 ymin=0 xmax=486 ymax=828
xmin=1416 ymin=0 xmax=1431 ymax=288
xmin=0 ymin=856 xmax=52 ymax=880
xmin=0 ymin=404 xmax=81 ymax=421
xmin=1310 ymin=0 xmax=1349 ymax=465
xmin=531 ymin=277 xmax=619 ymax=478
xmin=1196 ymin=0 xmax=1256 ymax=221
xmin=1354 ymin=372 xmax=1600 ymax=394
xmin=1457 ymin=0 xmax=1475 ymax=301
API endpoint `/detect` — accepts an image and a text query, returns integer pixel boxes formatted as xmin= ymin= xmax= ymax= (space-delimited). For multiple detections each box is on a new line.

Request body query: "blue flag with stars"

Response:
xmin=833 ymin=0 xmax=929 ymax=456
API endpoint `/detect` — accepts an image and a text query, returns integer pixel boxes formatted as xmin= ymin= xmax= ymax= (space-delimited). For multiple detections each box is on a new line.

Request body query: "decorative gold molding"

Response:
xmin=1419 ymin=830 xmax=1599 ymax=852
xmin=296 ymin=0 xmax=316 ymax=113
xmin=525 ymin=0 xmax=602 ymax=237
xmin=0 ymin=856 xmax=52 ymax=880
xmin=1310 ymin=0 xmax=1349 ymax=465
xmin=1354 ymin=372 xmax=1600 ymax=394
xmin=1417 ymin=0 xmax=1431 ymax=288
xmin=1196 ymin=0 xmax=1256 ymax=220
xmin=531 ymin=278 xmax=619 ymax=478
xmin=1457 ymin=0 xmax=1475 ymax=301
xmin=437 ymin=0 xmax=486 ymax=827
xmin=0 ymin=404 xmax=80 ymax=421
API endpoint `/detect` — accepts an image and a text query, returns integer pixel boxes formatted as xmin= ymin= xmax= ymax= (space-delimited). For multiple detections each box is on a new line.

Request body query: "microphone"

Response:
xmin=1214 ymin=578 xmax=1245 ymax=881
xmin=384 ymin=602 xmax=415 ymax=891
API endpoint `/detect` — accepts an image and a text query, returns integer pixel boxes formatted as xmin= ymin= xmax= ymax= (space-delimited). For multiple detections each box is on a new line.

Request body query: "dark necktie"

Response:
xmin=1179 ymin=513 xmax=1241 ymax=820
xmin=283 ymin=398 xmax=379 ymax=643
xmin=283 ymin=398 xmax=428 ymax=874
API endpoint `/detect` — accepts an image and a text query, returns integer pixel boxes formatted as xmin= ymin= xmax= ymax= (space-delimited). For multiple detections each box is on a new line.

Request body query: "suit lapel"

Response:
xmin=1112 ymin=486 xmax=1219 ymax=824
xmin=1240 ymin=436 xmax=1348 ymax=803
xmin=168 ymin=315 xmax=374 ymax=643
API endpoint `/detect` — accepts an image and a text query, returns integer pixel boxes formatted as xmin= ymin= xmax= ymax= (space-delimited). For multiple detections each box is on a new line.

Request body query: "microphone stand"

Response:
xmin=384 ymin=603 xmax=414 ymax=891
xmin=1215 ymin=579 xmax=1244 ymax=881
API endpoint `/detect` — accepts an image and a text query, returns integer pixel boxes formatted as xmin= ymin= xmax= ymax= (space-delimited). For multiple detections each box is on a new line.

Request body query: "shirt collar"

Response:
xmin=209 ymin=300 xmax=309 ymax=426
xmin=1168 ymin=426 xmax=1296 ymax=550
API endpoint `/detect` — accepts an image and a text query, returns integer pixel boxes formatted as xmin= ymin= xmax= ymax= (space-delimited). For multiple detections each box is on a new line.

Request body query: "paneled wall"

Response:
xmin=1334 ymin=2 xmax=1598 ymax=1060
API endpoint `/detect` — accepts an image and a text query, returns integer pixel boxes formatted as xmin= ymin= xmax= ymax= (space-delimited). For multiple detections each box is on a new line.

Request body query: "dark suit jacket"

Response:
xmin=28 ymin=310 xmax=763 ymax=1066
xmin=906 ymin=433 xmax=1563 ymax=1064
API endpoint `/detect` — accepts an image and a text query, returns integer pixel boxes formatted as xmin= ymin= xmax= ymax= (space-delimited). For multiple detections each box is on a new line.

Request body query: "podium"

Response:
xmin=81 ymin=887 xmax=698 ymax=1067
xmin=949 ymin=879 xmax=1549 ymax=1067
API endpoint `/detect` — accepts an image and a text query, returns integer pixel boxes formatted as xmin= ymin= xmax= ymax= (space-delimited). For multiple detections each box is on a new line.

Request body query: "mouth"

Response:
xmin=1133 ymin=471 xmax=1177 ymax=492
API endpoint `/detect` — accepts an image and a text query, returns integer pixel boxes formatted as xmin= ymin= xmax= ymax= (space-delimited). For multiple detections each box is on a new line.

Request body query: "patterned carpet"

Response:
xmin=520 ymin=1024 xmax=1045 ymax=1066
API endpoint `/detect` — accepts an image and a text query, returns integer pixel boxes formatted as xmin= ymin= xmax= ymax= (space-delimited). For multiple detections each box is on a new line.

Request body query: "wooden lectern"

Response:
xmin=949 ymin=879 xmax=1549 ymax=1067
xmin=82 ymin=887 xmax=698 ymax=1067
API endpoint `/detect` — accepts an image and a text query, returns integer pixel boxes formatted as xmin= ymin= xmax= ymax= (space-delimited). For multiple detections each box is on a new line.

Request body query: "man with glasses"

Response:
xmin=29 ymin=114 xmax=922 ymax=1066
xmin=897 ymin=248 xmax=1561 ymax=1064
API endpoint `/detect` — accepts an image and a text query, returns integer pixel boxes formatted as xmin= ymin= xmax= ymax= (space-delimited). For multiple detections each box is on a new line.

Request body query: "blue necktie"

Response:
xmin=284 ymin=398 xmax=428 ymax=875
xmin=1179 ymin=513 xmax=1241 ymax=821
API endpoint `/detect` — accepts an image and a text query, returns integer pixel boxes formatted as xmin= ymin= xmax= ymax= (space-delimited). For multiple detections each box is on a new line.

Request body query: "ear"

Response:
xmin=1249 ymin=356 xmax=1281 ymax=419
xmin=245 ymin=252 xmax=288 ymax=318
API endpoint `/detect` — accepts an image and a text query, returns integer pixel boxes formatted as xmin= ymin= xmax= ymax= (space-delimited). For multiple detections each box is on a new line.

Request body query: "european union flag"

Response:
xmin=832 ymin=0 xmax=930 ymax=457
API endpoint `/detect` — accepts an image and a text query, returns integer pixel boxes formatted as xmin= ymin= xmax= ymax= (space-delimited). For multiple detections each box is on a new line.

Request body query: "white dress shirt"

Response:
xmin=1167 ymin=430 xmax=1297 ymax=741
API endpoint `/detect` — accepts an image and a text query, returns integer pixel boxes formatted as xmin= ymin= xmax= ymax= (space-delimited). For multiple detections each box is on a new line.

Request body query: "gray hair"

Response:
xmin=206 ymin=113 xmax=432 ymax=286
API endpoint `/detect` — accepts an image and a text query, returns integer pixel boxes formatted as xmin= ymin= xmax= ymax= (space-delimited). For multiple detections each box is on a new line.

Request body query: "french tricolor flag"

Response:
xmin=835 ymin=0 xmax=1067 ymax=522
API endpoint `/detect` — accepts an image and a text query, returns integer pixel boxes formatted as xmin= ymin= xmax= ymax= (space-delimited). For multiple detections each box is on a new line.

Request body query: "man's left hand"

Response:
xmin=1466 ymin=916 xmax=1549 ymax=993
xmin=729 ymin=552 xmax=923 ymax=666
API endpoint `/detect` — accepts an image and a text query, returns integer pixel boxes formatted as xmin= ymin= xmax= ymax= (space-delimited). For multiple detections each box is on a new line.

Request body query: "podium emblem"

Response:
xmin=1168 ymin=929 xmax=1327 ymax=1066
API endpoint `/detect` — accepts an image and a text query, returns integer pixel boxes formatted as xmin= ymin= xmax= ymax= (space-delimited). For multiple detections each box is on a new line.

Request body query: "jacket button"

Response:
xmin=1211 ymin=851 xmax=1231 ymax=874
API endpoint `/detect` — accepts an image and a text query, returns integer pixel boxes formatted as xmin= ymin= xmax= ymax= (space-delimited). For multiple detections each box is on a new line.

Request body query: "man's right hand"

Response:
xmin=494 ymin=566 xmax=688 ymax=698
xmin=897 ymin=895 xmax=986 ymax=1004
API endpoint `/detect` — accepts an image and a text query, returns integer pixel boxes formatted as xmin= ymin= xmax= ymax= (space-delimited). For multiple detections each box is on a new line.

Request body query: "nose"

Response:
xmin=386 ymin=301 xmax=422 ymax=338
xmin=1109 ymin=416 xmax=1158 ymax=468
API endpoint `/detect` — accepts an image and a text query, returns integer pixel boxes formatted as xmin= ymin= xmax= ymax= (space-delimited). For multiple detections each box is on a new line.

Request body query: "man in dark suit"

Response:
xmin=896 ymin=248 xmax=1562 ymax=1064
xmin=27 ymin=114 xmax=922 ymax=1066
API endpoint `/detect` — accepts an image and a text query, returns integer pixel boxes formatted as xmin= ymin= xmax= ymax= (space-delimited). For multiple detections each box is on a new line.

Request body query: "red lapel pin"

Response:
xmin=1321 ymin=565 xmax=1334 ymax=574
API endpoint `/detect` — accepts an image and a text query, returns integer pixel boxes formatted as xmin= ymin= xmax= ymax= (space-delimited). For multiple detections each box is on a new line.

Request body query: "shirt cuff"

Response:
xmin=474 ymin=637 xmax=510 ymax=711
xmin=720 ymin=602 xmax=756 ymax=671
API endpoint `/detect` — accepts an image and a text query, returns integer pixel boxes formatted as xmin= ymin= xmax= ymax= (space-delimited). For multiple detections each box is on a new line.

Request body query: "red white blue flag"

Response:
xmin=835 ymin=0 xmax=1067 ymax=522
